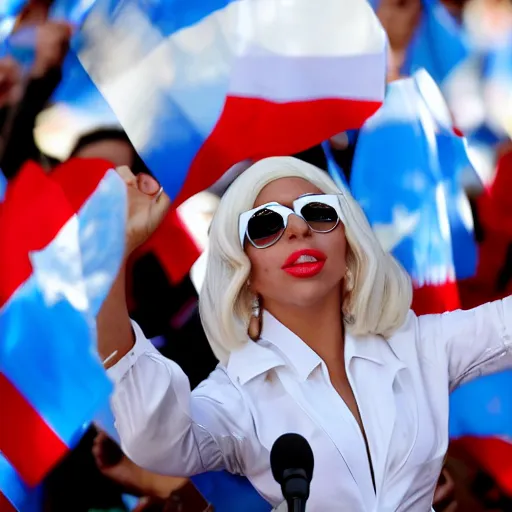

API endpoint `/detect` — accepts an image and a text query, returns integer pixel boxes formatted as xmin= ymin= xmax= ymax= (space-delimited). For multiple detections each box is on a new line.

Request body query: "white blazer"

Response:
xmin=108 ymin=297 xmax=512 ymax=511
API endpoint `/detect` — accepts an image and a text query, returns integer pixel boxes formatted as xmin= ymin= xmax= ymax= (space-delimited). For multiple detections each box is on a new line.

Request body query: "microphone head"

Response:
xmin=270 ymin=433 xmax=314 ymax=484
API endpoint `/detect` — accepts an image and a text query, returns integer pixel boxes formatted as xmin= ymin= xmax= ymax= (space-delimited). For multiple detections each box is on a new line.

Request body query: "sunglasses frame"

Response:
xmin=239 ymin=194 xmax=344 ymax=249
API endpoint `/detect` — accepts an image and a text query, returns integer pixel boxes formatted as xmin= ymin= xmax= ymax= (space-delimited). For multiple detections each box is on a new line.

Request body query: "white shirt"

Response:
xmin=108 ymin=297 xmax=512 ymax=511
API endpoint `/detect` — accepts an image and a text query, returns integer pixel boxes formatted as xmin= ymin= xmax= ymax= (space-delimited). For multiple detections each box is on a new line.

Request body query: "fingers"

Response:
xmin=137 ymin=173 xmax=160 ymax=195
xmin=149 ymin=186 xmax=172 ymax=226
xmin=138 ymin=174 xmax=172 ymax=216
xmin=118 ymin=168 xmax=170 ymax=205
xmin=117 ymin=166 xmax=171 ymax=252
xmin=116 ymin=165 xmax=138 ymax=187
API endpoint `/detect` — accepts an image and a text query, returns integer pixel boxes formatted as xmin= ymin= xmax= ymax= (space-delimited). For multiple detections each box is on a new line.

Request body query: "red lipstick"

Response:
xmin=281 ymin=249 xmax=327 ymax=278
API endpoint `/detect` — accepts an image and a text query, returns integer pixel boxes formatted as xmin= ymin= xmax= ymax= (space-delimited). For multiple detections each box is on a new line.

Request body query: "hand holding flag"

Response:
xmin=116 ymin=166 xmax=171 ymax=255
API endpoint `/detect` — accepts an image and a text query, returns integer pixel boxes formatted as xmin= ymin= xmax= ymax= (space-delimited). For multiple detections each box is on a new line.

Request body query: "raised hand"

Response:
xmin=116 ymin=166 xmax=171 ymax=256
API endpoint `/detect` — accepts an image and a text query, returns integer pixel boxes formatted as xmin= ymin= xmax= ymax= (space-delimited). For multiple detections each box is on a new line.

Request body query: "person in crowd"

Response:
xmin=96 ymin=156 xmax=512 ymax=511
xmin=0 ymin=19 xmax=72 ymax=177
xmin=374 ymin=0 xmax=422 ymax=82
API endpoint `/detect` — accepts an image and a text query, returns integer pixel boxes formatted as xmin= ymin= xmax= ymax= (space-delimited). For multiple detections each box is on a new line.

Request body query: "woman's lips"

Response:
xmin=282 ymin=249 xmax=327 ymax=278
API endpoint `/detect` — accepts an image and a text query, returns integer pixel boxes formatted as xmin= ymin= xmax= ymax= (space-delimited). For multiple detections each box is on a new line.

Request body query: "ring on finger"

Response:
xmin=155 ymin=185 xmax=164 ymax=201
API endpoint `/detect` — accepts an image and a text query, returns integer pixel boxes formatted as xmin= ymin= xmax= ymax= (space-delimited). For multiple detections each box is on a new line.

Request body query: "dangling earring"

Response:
xmin=344 ymin=313 xmax=355 ymax=325
xmin=345 ymin=267 xmax=354 ymax=292
xmin=248 ymin=295 xmax=262 ymax=341
xmin=343 ymin=267 xmax=355 ymax=325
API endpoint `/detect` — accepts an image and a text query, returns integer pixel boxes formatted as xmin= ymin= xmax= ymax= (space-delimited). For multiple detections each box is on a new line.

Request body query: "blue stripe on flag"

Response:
xmin=0 ymin=277 xmax=112 ymax=448
xmin=191 ymin=471 xmax=271 ymax=512
xmin=0 ymin=454 xmax=42 ymax=512
xmin=450 ymin=371 xmax=512 ymax=439
xmin=80 ymin=0 xmax=239 ymax=47
xmin=403 ymin=2 xmax=469 ymax=86
xmin=69 ymin=0 xmax=241 ymax=198
xmin=0 ymin=171 xmax=6 ymax=201
xmin=76 ymin=169 xmax=126 ymax=316
xmin=351 ymin=70 xmax=476 ymax=283
xmin=1 ymin=26 xmax=37 ymax=69
xmin=0 ymin=0 xmax=25 ymax=18
xmin=0 ymin=169 xmax=125 ymax=448
xmin=321 ymin=141 xmax=348 ymax=189
xmin=49 ymin=0 xmax=98 ymax=25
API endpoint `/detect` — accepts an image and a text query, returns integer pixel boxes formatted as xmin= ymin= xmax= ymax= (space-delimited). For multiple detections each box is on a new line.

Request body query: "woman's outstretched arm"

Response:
xmin=97 ymin=167 xmax=257 ymax=478
xmin=97 ymin=165 xmax=170 ymax=367
xmin=418 ymin=296 xmax=512 ymax=390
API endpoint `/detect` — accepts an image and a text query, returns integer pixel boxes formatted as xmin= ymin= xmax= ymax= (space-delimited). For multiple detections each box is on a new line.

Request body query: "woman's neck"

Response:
xmin=264 ymin=287 xmax=345 ymax=367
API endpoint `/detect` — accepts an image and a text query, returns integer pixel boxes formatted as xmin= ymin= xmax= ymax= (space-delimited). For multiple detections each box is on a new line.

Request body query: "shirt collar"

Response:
xmin=227 ymin=311 xmax=322 ymax=385
xmin=226 ymin=311 xmax=403 ymax=386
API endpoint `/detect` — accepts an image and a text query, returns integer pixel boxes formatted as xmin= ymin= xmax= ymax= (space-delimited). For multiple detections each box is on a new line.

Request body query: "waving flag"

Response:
xmin=350 ymin=69 xmax=477 ymax=314
xmin=0 ymin=158 xmax=126 ymax=490
xmin=449 ymin=150 xmax=512 ymax=497
xmin=405 ymin=1 xmax=469 ymax=87
xmin=0 ymin=0 xmax=24 ymax=42
xmin=72 ymin=0 xmax=386 ymax=205
xmin=0 ymin=454 xmax=42 ymax=512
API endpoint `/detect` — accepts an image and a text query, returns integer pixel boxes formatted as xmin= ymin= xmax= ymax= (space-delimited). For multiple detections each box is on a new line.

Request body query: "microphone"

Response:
xmin=270 ymin=433 xmax=314 ymax=512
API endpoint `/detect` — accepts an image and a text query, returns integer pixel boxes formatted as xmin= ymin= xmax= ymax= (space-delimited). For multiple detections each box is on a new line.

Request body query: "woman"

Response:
xmin=99 ymin=157 xmax=512 ymax=511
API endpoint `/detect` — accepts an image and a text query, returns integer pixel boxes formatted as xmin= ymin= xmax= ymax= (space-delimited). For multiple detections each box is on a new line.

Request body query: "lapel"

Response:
xmin=344 ymin=331 xmax=408 ymax=494
xmin=226 ymin=314 xmax=414 ymax=505
xmin=275 ymin=364 xmax=377 ymax=510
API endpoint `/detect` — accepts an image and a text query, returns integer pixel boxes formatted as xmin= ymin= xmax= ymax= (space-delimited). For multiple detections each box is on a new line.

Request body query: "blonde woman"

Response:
xmin=99 ymin=157 xmax=512 ymax=511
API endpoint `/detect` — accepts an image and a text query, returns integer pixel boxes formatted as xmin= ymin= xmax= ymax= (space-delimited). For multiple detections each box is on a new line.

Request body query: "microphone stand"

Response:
xmin=287 ymin=497 xmax=306 ymax=512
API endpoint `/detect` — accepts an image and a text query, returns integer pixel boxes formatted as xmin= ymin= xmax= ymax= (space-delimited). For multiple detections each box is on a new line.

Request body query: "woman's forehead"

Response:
xmin=253 ymin=177 xmax=323 ymax=208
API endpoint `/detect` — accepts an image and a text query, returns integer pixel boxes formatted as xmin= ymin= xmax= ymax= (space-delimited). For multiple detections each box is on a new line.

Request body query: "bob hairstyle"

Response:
xmin=199 ymin=156 xmax=412 ymax=364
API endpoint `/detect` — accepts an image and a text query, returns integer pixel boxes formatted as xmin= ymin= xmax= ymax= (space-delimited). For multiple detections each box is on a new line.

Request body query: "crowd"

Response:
xmin=1 ymin=0 xmax=512 ymax=511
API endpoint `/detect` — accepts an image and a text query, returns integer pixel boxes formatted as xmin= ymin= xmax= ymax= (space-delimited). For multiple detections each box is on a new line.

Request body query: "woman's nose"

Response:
xmin=285 ymin=214 xmax=311 ymax=240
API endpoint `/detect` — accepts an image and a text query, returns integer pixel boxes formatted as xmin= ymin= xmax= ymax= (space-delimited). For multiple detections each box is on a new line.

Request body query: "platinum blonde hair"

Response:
xmin=199 ymin=156 xmax=412 ymax=364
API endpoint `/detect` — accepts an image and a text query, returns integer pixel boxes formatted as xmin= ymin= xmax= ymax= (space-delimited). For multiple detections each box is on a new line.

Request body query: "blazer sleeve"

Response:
xmin=418 ymin=296 xmax=512 ymax=390
xmin=107 ymin=320 xmax=257 ymax=477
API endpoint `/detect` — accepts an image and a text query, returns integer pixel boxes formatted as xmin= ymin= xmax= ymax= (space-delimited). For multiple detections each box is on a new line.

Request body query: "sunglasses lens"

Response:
xmin=301 ymin=202 xmax=339 ymax=232
xmin=247 ymin=208 xmax=285 ymax=247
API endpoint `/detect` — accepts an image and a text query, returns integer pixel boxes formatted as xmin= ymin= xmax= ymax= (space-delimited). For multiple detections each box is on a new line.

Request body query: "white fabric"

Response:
xmin=108 ymin=297 xmax=512 ymax=511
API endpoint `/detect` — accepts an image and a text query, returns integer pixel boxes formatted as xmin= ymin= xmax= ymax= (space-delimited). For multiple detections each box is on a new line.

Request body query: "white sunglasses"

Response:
xmin=239 ymin=194 xmax=344 ymax=249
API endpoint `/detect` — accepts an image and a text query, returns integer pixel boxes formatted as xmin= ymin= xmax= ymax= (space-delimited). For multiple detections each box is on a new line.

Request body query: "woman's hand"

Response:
xmin=117 ymin=166 xmax=171 ymax=256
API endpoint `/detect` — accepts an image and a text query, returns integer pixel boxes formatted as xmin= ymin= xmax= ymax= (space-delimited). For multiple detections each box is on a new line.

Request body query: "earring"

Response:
xmin=344 ymin=312 xmax=355 ymax=325
xmin=343 ymin=267 xmax=355 ymax=325
xmin=248 ymin=295 xmax=262 ymax=341
xmin=345 ymin=267 xmax=354 ymax=292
